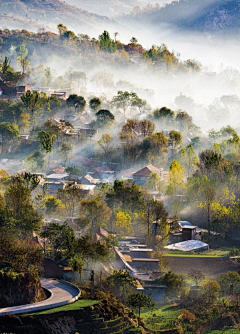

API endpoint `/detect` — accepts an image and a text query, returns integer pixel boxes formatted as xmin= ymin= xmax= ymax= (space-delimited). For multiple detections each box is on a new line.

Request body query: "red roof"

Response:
xmin=94 ymin=166 xmax=112 ymax=173
xmin=133 ymin=165 xmax=162 ymax=177
xmin=53 ymin=167 xmax=66 ymax=174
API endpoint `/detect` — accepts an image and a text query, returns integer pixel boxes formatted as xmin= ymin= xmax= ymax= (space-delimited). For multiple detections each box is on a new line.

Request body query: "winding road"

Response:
xmin=0 ymin=278 xmax=80 ymax=316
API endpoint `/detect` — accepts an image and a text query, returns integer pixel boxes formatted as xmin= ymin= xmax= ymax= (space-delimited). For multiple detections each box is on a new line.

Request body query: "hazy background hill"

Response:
xmin=0 ymin=0 xmax=118 ymax=35
xmin=120 ymin=0 xmax=240 ymax=34
xmin=61 ymin=0 xmax=142 ymax=16
xmin=61 ymin=0 xmax=173 ymax=17
xmin=1 ymin=0 xmax=240 ymax=70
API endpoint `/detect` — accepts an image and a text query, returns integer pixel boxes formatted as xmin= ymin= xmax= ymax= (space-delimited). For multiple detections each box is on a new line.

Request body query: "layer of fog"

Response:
xmin=28 ymin=38 xmax=240 ymax=137
xmin=3 ymin=0 xmax=240 ymax=136
xmin=61 ymin=0 xmax=173 ymax=17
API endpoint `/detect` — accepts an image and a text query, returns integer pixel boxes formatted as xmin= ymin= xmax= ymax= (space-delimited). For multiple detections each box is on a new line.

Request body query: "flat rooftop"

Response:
xmin=165 ymin=240 xmax=209 ymax=252
xmin=130 ymin=248 xmax=153 ymax=252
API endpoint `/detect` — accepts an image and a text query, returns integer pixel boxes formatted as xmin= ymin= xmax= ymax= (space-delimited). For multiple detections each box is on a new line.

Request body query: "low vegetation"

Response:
xmin=31 ymin=299 xmax=100 ymax=315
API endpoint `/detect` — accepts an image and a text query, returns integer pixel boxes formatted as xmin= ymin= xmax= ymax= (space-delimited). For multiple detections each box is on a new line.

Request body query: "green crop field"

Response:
xmin=27 ymin=299 xmax=100 ymax=315
xmin=141 ymin=304 xmax=180 ymax=331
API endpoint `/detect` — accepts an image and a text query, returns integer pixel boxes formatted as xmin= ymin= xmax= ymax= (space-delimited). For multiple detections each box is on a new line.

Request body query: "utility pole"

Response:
xmin=90 ymin=269 xmax=94 ymax=297
xmin=100 ymin=270 xmax=102 ymax=288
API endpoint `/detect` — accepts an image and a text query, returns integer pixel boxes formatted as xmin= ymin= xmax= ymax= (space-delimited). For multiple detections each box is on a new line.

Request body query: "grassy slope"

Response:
xmin=164 ymin=249 xmax=230 ymax=258
xmin=141 ymin=304 xmax=180 ymax=330
xmin=28 ymin=299 xmax=100 ymax=315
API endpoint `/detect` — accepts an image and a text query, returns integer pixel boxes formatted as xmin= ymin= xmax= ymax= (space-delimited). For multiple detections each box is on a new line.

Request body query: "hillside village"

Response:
xmin=1 ymin=12 xmax=240 ymax=333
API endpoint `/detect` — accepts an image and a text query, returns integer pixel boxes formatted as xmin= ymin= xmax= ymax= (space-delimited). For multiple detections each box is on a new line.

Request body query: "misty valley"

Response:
xmin=1 ymin=1 xmax=240 ymax=334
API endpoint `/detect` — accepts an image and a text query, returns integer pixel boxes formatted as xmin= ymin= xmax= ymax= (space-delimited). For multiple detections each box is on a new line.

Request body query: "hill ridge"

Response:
xmin=0 ymin=0 xmax=118 ymax=34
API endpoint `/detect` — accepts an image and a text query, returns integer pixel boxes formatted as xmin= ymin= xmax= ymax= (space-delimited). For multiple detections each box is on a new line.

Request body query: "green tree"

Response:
xmin=65 ymin=166 xmax=82 ymax=177
xmin=45 ymin=195 xmax=63 ymax=216
xmin=131 ymin=96 xmax=147 ymax=113
xmin=57 ymin=184 xmax=83 ymax=218
xmin=169 ymin=130 xmax=182 ymax=153
xmin=198 ymin=149 xmax=223 ymax=178
xmin=66 ymin=94 xmax=86 ymax=113
xmin=0 ymin=122 xmax=19 ymax=154
xmin=181 ymin=144 xmax=199 ymax=177
xmin=41 ymin=222 xmax=76 ymax=261
xmin=21 ymin=90 xmax=42 ymax=115
xmin=17 ymin=43 xmax=30 ymax=74
xmin=59 ymin=142 xmax=73 ymax=164
xmin=120 ymin=119 xmax=155 ymax=138
xmin=79 ymin=198 xmax=112 ymax=230
xmin=38 ymin=130 xmax=55 ymax=168
xmin=57 ymin=23 xmax=68 ymax=36
xmin=45 ymin=67 xmax=52 ymax=86
xmin=74 ymin=234 xmax=111 ymax=267
xmin=98 ymin=134 xmax=113 ymax=157
xmin=130 ymin=37 xmax=138 ymax=43
xmin=89 ymin=97 xmax=102 ymax=112
xmin=0 ymin=234 xmax=43 ymax=273
xmin=150 ymin=200 xmax=169 ymax=236
xmin=127 ymin=292 xmax=156 ymax=317
xmin=106 ymin=269 xmax=137 ymax=301
xmin=38 ymin=130 xmax=54 ymax=154
xmin=4 ymin=173 xmax=42 ymax=237
xmin=68 ymin=255 xmax=85 ymax=282
xmin=218 ymin=271 xmax=240 ymax=295
xmin=0 ymin=57 xmax=23 ymax=83
xmin=25 ymin=151 xmax=45 ymax=172
xmin=96 ymin=109 xmax=115 ymax=127
xmin=188 ymin=269 xmax=205 ymax=286
xmin=146 ymin=172 xmax=162 ymax=192
xmin=153 ymin=106 xmax=175 ymax=126
xmin=200 ymin=186 xmax=216 ymax=239
xmin=135 ymin=198 xmax=168 ymax=235
xmin=69 ymin=71 xmax=86 ymax=90
xmin=111 ymin=91 xmax=139 ymax=116
xmin=141 ymin=132 xmax=168 ymax=164
xmin=106 ymin=180 xmax=144 ymax=215
xmin=201 ymin=280 xmax=220 ymax=304
xmin=2 ymin=56 xmax=11 ymax=74
xmin=157 ymin=271 xmax=185 ymax=300
xmin=175 ymin=111 xmax=192 ymax=133
xmin=99 ymin=30 xmax=116 ymax=53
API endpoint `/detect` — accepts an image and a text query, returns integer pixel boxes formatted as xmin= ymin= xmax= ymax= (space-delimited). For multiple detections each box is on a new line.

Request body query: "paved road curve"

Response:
xmin=0 ymin=278 xmax=80 ymax=316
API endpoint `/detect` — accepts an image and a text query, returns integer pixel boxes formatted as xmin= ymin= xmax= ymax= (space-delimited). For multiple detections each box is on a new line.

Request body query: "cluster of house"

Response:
xmin=115 ymin=237 xmax=167 ymax=302
xmin=0 ymin=78 xmax=68 ymax=99
xmin=152 ymin=220 xmax=210 ymax=253
xmin=0 ymin=78 xmax=29 ymax=97
xmin=110 ymin=220 xmax=210 ymax=302
xmin=51 ymin=116 xmax=97 ymax=139
xmin=34 ymin=163 xmax=169 ymax=198
xmin=40 ymin=224 xmax=167 ymax=303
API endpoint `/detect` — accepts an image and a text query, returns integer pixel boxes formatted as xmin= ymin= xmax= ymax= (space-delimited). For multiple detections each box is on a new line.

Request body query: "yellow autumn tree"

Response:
xmin=115 ymin=211 xmax=133 ymax=236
